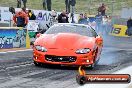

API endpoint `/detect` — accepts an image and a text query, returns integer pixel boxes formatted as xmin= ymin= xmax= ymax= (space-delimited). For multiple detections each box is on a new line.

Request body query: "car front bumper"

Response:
xmin=33 ymin=49 xmax=95 ymax=66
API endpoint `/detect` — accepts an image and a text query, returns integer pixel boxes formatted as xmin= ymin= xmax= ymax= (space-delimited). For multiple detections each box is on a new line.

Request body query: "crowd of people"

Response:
xmin=14 ymin=1 xmax=132 ymax=36
xmin=12 ymin=5 xmax=110 ymax=35
xmin=77 ymin=7 xmax=112 ymax=35
xmin=12 ymin=7 xmax=69 ymax=28
xmin=12 ymin=7 xmax=56 ymax=27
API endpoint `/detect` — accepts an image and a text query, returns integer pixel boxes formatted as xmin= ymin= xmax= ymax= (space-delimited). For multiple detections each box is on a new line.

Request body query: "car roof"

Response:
xmin=54 ymin=23 xmax=92 ymax=29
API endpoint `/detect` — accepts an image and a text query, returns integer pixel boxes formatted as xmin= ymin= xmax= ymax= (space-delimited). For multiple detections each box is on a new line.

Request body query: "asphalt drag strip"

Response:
xmin=0 ymin=35 xmax=132 ymax=88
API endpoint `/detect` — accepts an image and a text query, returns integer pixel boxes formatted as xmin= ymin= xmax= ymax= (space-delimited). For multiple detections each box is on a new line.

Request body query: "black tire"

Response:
xmin=76 ymin=75 xmax=87 ymax=85
xmin=34 ymin=61 xmax=41 ymax=66
xmin=88 ymin=63 xmax=95 ymax=69
xmin=88 ymin=48 xmax=98 ymax=69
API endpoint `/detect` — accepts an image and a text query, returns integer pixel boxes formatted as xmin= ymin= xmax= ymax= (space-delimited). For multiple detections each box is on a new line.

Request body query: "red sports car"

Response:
xmin=33 ymin=23 xmax=103 ymax=68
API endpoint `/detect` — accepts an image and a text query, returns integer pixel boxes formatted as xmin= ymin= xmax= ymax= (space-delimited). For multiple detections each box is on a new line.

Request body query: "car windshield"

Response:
xmin=45 ymin=24 xmax=97 ymax=37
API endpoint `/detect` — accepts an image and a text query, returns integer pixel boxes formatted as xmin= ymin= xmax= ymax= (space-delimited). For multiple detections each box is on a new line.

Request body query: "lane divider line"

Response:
xmin=0 ymin=49 xmax=33 ymax=54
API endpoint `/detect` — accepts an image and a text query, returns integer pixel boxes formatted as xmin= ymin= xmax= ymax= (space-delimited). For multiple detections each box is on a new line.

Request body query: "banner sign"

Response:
xmin=110 ymin=24 xmax=128 ymax=37
xmin=0 ymin=7 xmax=12 ymax=22
xmin=33 ymin=10 xmax=54 ymax=30
xmin=27 ymin=21 xmax=39 ymax=32
xmin=0 ymin=28 xmax=27 ymax=49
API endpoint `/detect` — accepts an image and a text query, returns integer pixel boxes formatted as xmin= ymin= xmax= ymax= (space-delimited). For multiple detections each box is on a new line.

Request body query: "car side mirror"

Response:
xmin=97 ymin=32 xmax=102 ymax=37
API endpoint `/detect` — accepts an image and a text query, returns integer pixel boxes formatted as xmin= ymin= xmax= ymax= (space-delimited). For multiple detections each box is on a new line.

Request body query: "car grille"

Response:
xmin=45 ymin=55 xmax=76 ymax=63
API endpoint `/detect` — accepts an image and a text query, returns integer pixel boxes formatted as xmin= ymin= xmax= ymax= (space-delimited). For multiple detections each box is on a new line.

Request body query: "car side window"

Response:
xmin=91 ymin=29 xmax=98 ymax=37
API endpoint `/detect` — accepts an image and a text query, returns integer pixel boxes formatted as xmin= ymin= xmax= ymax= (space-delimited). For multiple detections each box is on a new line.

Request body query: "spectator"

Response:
xmin=42 ymin=0 xmax=51 ymax=11
xmin=95 ymin=12 xmax=102 ymax=33
xmin=78 ymin=13 xmax=89 ymax=25
xmin=21 ymin=7 xmax=29 ymax=18
xmin=107 ymin=16 xmax=112 ymax=33
xmin=28 ymin=10 xmax=36 ymax=20
xmin=65 ymin=0 xmax=70 ymax=13
xmin=127 ymin=17 xmax=132 ymax=29
xmin=47 ymin=0 xmax=52 ymax=11
xmin=58 ymin=10 xmax=69 ymax=23
xmin=51 ymin=10 xmax=57 ymax=22
xmin=21 ymin=7 xmax=26 ymax=13
xmin=78 ymin=13 xmax=84 ymax=24
xmin=84 ymin=13 xmax=89 ymax=23
xmin=9 ymin=7 xmax=15 ymax=14
xmin=13 ymin=9 xmax=28 ymax=27
xmin=22 ymin=0 xmax=27 ymax=8
xmin=102 ymin=15 xmax=108 ymax=34
xmin=102 ymin=16 xmax=108 ymax=25
xmin=126 ymin=17 xmax=132 ymax=36
xmin=17 ymin=0 xmax=21 ymax=8
xmin=98 ymin=3 xmax=106 ymax=16
xmin=36 ymin=12 xmax=47 ymax=33
xmin=84 ymin=13 xmax=87 ymax=19
xmin=36 ymin=12 xmax=43 ymax=20
xmin=66 ymin=12 xmax=69 ymax=17
xmin=43 ymin=0 xmax=47 ymax=10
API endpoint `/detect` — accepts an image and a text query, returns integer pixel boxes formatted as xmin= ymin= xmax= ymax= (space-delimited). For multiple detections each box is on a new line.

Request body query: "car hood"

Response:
xmin=35 ymin=33 xmax=95 ymax=50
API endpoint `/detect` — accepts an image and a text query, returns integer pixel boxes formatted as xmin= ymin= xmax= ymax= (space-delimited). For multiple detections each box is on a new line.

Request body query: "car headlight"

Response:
xmin=35 ymin=45 xmax=47 ymax=52
xmin=76 ymin=48 xmax=90 ymax=54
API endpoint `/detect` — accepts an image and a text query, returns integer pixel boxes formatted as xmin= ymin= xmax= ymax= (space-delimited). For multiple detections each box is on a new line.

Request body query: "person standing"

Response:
xmin=36 ymin=12 xmax=43 ymax=20
xmin=102 ymin=15 xmax=108 ymax=34
xmin=21 ymin=7 xmax=29 ymax=18
xmin=70 ymin=0 xmax=76 ymax=23
xmin=17 ymin=0 xmax=21 ymax=8
xmin=127 ymin=17 xmax=132 ymax=29
xmin=47 ymin=0 xmax=52 ymax=11
xmin=65 ymin=0 xmax=70 ymax=13
xmin=98 ymin=3 xmax=106 ymax=16
xmin=58 ymin=10 xmax=69 ymax=23
xmin=43 ymin=0 xmax=47 ymax=10
xmin=95 ymin=12 xmax=102 ymax=33
xmin=28 ymin=10 xmax=36 ymax=20
xmin=13 ymin=10 xmax=28 ymax=27
xmin=42 ymin=0 xmax=51 ymax=11
xmin=51 ymin=10 xmax=57 ymax=22
xmin=126 ymin=17 xmax=132 ymax=36
xmin=22 ymin=0 xmax=27 ymax=8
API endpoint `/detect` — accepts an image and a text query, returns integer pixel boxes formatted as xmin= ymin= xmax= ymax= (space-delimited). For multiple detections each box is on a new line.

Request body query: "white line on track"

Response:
xmin=103 ymin=47 xmax=132 ymax=51
xmin=0 ymin=49 xmax=33 ymax=54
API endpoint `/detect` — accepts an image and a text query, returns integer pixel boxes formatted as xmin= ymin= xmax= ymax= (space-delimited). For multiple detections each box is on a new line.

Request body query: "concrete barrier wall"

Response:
xmin=0 ymin=27 xmax=30 ymax=49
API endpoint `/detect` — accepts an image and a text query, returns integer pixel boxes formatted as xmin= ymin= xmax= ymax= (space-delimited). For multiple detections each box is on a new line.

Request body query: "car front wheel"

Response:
xmin=88 ymin=63 xmax=95 ymax=69
xmin=34 ymin=61 xmax=41 ymax=66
